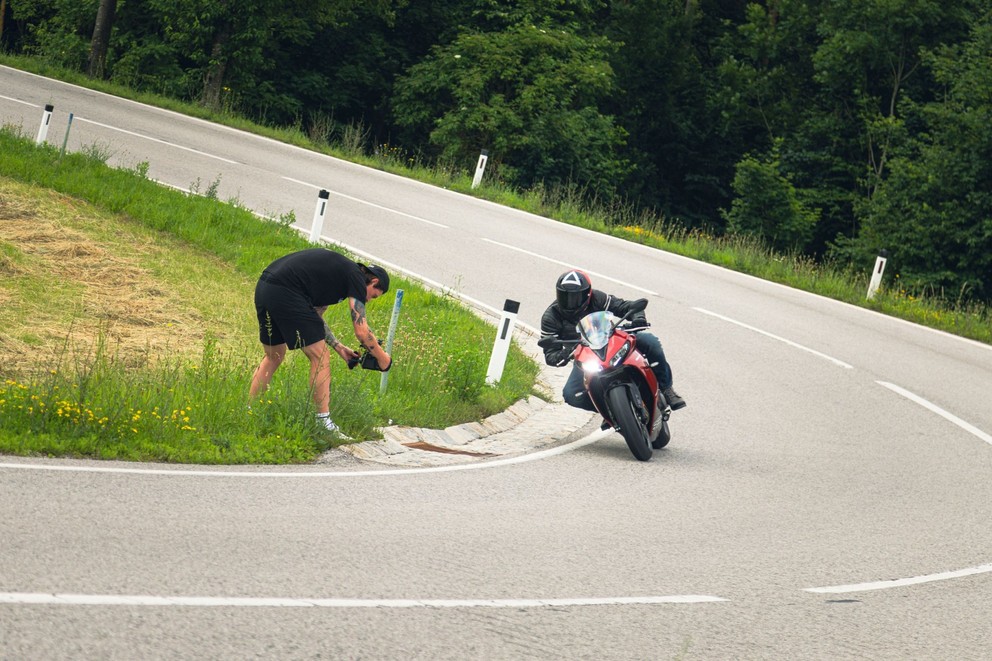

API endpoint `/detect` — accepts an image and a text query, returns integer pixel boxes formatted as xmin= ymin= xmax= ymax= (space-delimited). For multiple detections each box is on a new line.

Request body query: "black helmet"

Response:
xmin=555 ymin=270 xmax=592 ymax=316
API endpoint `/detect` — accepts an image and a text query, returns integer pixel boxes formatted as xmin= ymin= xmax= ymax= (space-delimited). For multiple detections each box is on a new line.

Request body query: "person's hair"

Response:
xmin=358 ymin=263 xmax=390 ymax=293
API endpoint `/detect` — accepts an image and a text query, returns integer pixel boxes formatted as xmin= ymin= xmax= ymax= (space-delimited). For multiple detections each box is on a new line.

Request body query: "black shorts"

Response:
xmin=254 ymin=278 xmax=324 ymax=348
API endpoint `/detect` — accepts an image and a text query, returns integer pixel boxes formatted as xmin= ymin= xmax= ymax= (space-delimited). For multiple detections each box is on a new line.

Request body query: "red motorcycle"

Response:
xmin=539 ymin=301 xmax=671 ymax=461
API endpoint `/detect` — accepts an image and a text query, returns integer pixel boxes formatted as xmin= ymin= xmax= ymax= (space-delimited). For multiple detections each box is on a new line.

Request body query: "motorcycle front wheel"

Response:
xmin=607 ymin=386 xmax=652 ymax=461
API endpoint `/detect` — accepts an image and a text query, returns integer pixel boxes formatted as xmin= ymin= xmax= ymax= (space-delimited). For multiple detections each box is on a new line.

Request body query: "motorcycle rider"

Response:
xmin=540 ymin=270 xmax=686 ymax=417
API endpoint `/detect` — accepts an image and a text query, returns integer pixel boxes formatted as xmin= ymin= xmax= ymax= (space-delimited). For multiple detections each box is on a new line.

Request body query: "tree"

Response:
xmin=600 ymin=0 xmax=765 ymax=226
xmin=723 ymin=143 xmax=819 ymax=253
xmin=1 ymin=0 xmax=7 ymax=47
xmin=87 ymin=0 xmax=116 ymax=78
xmin=138 ymin=0 xmax=393 ymax=112
xmin=393 ymin=20 xmax=629 ymax=197
xmin=850 ymin=12 xmax=992 ymax=301
xmin=8 ymin=0 xmax=97 ymax=69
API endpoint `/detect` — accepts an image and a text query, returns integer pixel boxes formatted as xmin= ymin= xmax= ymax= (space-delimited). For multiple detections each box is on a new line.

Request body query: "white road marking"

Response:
xmin=806 ymin=562 xmax=992 ymax=594
xmin=876 ymin=381 xmax=992 ymax=446
xmin=72 ymin=116 xmax=239 ymax=164
xmin=282 ymin=176 xmax=449 ymax=228
xmin=0 ymin=94 xmax=36 ymax=107
xmin=694 ymin=308 xmax=854 ymax=369
xmin=0 ymin=592 xmax=727 ymax=608
xmin=0 ymin=430 xmax=607 ymax=477
xmin=481 ymin=239 xmax=659 ymax=296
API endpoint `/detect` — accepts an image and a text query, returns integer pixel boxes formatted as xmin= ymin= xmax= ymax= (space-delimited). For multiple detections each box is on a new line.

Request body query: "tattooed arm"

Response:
xmin=316 ymin=305 xmax=358 ymax=363
xmin=349 ymin=297 xmax=391 ymax=370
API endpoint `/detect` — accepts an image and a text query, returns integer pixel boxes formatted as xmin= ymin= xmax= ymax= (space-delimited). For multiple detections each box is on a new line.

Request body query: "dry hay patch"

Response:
xmin=0 ymin=193 xmax=207 ymax=373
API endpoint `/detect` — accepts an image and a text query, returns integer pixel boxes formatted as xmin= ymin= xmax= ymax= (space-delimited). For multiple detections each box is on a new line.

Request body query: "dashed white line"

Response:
xmin=806 ymin=563 xmax=992 ymax=594
xmin=876 ymin=381 xmax=992 ymax=446
xmin=281 ymin=176 xmax=448 ymax=228
xmin=72 ymin=116 xmax=239 ymax=164
xmin=0 ymin=94 xmax=36 ymax=107
xmin=482 ymin=239 xmax=658 ymax=296
xmin=0 ymin=592 xmax=727 ymax=608
xmin=694 ymin=307 xmax=854 ymax=369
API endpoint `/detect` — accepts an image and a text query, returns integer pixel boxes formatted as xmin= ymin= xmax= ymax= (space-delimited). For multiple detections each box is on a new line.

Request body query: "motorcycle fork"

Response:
xmin=591 ymin=373 xmax=648 ymax=432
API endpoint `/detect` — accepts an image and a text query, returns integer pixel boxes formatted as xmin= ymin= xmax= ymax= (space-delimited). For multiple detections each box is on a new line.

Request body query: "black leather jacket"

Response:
xmin=539 ymin=290 xmax=647 ymax=366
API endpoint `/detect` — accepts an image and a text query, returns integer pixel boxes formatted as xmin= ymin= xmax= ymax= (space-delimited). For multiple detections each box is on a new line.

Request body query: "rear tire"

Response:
xmin=607 ymin=386 xmax=652 ymax=461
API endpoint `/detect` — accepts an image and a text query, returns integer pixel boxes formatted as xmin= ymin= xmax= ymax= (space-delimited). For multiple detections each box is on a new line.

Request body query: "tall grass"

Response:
xmin=0 ymin=335 xmax=321 ymax=463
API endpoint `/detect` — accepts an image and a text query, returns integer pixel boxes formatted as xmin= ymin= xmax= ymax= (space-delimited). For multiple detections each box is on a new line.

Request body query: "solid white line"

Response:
xmin=806 ymin=563 xmax=992 ymax=594
xmin=282 ymin=176 xmax=449 ymax=228
xmin=0 ymin=592 xmax=727 ymax=608
xmin=876 ymin=381 xmax=992 ymax=446
xmin=482 ymin=239 xmax=658 ymax=296
xmin=694 ymin=307 xmax=854 ymax=369
xmin=73 ymin=116 xmax=239 ymax=164
xmin=0 ymin=431 xmax=607 ymax=478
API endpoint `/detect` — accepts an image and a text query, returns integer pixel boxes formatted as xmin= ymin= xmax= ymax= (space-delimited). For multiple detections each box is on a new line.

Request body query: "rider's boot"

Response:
xmin=662 ymin=386 xmax=686 ymax=411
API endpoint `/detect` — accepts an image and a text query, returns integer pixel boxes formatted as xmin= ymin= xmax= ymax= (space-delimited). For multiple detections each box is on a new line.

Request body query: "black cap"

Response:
xmin=361 ymin=264 xmax=390 ymax=294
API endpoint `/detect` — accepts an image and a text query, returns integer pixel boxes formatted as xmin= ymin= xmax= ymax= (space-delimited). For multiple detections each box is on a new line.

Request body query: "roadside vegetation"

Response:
xmin=0 ymin=128 xmax=539 ymax=464
xmin=2 ymin=53 xmax=987 ymax=345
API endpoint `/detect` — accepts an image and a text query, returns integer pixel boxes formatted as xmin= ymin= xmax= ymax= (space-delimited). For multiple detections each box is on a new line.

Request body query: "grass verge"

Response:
xmin=0 ymin=130 xmax=539 ymax=464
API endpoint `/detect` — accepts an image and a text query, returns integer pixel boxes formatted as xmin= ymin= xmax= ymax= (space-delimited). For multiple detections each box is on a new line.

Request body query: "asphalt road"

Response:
xmin=2 ymin=65 xmax=992 ymax=660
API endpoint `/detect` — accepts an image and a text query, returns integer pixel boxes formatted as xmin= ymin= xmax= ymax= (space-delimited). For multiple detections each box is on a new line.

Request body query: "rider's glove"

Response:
xmin=629 ymin=314 xmax=649 ymax=328
xmin=546 ymin=347 xmax=572 ymax=367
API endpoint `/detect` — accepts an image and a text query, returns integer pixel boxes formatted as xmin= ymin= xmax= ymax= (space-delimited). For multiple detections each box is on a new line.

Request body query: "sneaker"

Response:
xmin=662 ymin=387 xmax=686 ymax=411
xmin=317 ymin=415 xmax=352 ymax=439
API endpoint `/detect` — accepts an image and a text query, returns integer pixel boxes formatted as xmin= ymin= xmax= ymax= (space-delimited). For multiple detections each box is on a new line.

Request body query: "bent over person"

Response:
xmin=249 ymin=248 xmax=391 ymax=434
xmin=541 ymin=270 xmax=685 ymax=419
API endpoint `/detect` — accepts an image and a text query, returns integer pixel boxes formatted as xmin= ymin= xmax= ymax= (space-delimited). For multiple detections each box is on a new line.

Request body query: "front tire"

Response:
xmin=607 ymin=386 xmax=652 ymax=461
xmin=652 ymin=420 xmax=671 ymax=450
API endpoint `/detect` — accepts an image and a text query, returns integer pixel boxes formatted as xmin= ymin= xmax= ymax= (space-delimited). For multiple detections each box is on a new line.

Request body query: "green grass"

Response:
xmin=0 ymin=129 xmax=539 ymax=464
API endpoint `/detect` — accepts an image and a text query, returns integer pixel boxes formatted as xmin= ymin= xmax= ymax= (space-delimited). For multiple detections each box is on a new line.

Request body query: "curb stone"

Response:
xmin=315 ymin=313 xmax=595 ymax=468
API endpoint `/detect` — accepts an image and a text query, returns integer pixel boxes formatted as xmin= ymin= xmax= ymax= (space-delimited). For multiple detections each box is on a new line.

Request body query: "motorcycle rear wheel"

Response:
xmin=607 ymin=386 xmax=652 ymax=461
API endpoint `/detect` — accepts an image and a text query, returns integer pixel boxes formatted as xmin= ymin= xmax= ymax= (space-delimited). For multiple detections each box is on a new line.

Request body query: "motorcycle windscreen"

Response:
xmin=577 ymin=311 xmax=613 ymax=350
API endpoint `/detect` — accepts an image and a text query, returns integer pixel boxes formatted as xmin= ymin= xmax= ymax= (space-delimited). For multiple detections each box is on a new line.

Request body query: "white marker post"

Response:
xmin=309 ymin=189 xmax=330 ymax=244
xmin=486 ymin=299 xmax=520 ymax=386
xmin=471 ymin=149 xmax=489 ymax=189
xmin=36 ymin=104 xmax=54 ymax=145
xmin=866 ymin=249 xmax=889 ymax=300
xmin=380 ymin=289 xmax=404 ymax=395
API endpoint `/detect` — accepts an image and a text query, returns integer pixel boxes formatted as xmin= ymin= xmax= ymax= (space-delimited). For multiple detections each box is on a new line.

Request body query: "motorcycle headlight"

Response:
xmin=581 ymin=360 xmax=603 ymax=374
xmin=609 ymin=342 xmax=630 ymax=366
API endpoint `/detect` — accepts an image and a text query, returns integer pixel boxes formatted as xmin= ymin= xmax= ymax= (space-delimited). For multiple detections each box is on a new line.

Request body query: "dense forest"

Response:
xmin=2 ymin=0 xmax=990 ymax=302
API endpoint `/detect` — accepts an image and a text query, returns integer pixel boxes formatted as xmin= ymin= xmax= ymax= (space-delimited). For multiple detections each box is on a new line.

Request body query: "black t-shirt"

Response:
xmin=261 ymin=248 xmax=366 ymax=306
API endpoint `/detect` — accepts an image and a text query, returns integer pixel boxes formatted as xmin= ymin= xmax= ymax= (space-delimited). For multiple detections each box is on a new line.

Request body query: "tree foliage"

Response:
xmin=850 ymin=12 xmax=992 ymax=301
xmin=392 ymin=20 xmax=628 ymax=195
xmin=723 ymin=143 xmax=818 ymax=253
xmin=3 ymin=0 xmax=991 ymax=302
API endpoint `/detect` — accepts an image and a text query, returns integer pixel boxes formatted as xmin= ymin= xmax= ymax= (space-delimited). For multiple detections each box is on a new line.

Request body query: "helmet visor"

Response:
xmin=557 ymin=288 xmax=588 ymax=313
